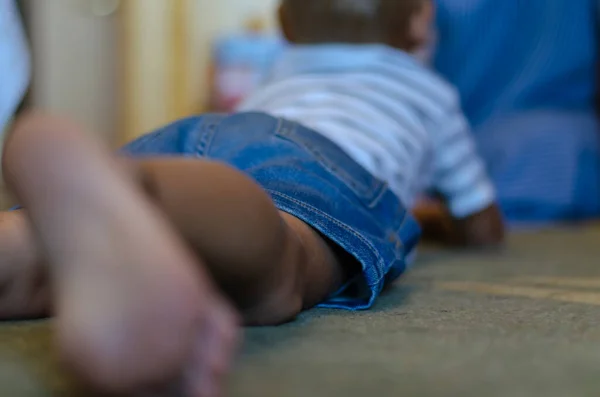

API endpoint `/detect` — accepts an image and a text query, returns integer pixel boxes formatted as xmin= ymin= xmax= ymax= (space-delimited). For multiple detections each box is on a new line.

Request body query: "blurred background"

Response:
xmin=6 ymin=0 xmax=600 ymax=223
xmin=17 ymin=0 xmax=284 ymax=146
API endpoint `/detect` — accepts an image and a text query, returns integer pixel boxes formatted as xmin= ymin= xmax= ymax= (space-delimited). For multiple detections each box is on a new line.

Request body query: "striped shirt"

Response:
xmin=239 ymin=44 xmax=495 ymax=217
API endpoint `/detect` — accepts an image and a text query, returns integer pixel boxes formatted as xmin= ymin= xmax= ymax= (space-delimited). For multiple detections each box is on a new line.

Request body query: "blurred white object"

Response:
xmin=0 ymin=0 xmax=29 ymax=133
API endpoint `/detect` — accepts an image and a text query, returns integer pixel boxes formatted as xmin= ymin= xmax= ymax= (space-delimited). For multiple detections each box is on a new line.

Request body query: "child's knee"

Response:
xmin=241 ymin=271 xmax=305 ymax=326
xmin=232 ymin=220 xmax=308 ymax=325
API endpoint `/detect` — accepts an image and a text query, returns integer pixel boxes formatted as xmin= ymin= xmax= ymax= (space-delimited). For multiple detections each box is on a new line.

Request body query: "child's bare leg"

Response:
xmin=0 ymin=156 xmax=353 ymax=325
xmin=0 ymin=111 xmax=355 ymax=393
xmin=0 ymin=113 xmax=356 ymax=390
xmin=1 ymin=112 xmax=239 ymax=396
xmin=128 ymin=158 xmax=354 ymax=325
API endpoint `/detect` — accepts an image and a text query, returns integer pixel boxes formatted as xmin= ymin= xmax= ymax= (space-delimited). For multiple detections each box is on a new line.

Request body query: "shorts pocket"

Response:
xmin=275 ymin=118 xmax=388 ymax=208
xmin=121 ymin=115 xmax=222 ymax=157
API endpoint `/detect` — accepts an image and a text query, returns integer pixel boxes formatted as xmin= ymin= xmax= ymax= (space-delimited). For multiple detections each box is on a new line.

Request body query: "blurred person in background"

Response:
xmin=427 ymin=0 xmax=600 ymax=226
xmin=0 ymin=0 xmax=29 ymax=134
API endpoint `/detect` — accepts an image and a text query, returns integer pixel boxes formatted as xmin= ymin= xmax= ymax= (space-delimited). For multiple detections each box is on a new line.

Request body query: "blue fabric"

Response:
xmin=434 ymin=0 xmax=600 ymax=223
xmin=121 ymin=112 xmax=421 ymax=310
xmin=0 ymin=0 xmax=30 ymax=134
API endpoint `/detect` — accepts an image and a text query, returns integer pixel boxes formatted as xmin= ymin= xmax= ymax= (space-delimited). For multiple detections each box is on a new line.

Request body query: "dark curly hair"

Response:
xmin=280 ymin=0 xmax=427 ymax=50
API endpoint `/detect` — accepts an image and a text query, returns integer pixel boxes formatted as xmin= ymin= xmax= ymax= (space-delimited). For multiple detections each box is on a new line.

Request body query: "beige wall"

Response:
xmin=27 ymin=0 xmax=119 ymax=143
xmin=0 ymin=1 xmax=278 ymax=207
xmin=0 ymin=1 xmax=120 ymax=209
xmin=24 ymin=0 xmax=279 ymax=143
xmin=25 ymin=0 xmax=279 ymax=144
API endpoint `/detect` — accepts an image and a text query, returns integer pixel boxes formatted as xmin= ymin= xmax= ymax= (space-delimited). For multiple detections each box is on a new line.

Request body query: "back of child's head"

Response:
xmin=279 ymin=0 xmax=429 ymax=51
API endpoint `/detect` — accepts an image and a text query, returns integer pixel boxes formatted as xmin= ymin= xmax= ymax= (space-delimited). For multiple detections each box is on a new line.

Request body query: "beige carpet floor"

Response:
xmin=1 ymin=225 xmax=599 ymax=397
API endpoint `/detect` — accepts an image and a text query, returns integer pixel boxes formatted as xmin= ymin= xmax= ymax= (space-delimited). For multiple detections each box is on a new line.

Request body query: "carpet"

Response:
xmin=1 ymin=225 xmax=599 ymax=396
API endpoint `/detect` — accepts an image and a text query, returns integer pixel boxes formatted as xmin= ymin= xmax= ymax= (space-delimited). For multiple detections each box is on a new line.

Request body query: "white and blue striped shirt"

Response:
xmin=239 ymin=44 xmax=495 ymax=218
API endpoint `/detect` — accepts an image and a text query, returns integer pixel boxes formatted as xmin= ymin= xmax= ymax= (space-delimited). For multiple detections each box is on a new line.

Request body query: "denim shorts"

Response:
xmin=121 ymin=112 xmax=421 ymax=310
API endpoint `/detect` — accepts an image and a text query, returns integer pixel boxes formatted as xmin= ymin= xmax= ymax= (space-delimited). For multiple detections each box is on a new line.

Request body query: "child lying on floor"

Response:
xmin=0 ymin=0 xmax=504 ymax=396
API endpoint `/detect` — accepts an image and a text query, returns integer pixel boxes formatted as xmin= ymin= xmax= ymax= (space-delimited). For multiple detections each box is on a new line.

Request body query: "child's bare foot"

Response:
xmin=2 ymin=112 xmax=239 ymax=396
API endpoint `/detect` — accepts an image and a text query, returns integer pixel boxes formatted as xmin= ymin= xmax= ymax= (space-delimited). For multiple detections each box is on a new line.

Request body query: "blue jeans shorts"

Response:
xmin=122 ymin=112 xmax=421 ymax=310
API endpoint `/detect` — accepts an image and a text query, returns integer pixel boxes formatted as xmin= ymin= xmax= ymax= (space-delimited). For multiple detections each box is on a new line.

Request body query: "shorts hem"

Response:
xmin=267 ymin=189 xmax=391 ymax=311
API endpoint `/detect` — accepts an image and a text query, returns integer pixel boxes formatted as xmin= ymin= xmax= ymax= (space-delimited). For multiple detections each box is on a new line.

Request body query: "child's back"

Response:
xmin=240 ymin=0 xmax=495 ymax=219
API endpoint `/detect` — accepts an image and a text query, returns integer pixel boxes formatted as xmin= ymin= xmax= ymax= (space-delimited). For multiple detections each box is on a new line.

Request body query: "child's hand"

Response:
xmin=453 ymin=204 xmax=505 ymax=248
xmin=412 ymin=198 xmax=455 ymax=245
xmin=413 ymin=199 xmax=505 ymax=248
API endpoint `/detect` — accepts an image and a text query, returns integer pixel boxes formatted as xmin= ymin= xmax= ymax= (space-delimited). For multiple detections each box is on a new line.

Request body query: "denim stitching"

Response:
xmin=195 ymin=115 xmax=221 ymax=157
xmin=392 ymin=208 xmax=422 ymax=259
xmin=268 ymin=190 xmax=387 ymax=284
xmin=274 ymin=118 xmax=388 ymax=209
xmin=274 ymin=116 xmax=285 ymax=137
xmin=391 ymin=211 xmax=409 ymax=256
xmin=367 ymin=184 xmax=389 ymax=209
xmin=124 ymin=128 xmax=166 ymax=153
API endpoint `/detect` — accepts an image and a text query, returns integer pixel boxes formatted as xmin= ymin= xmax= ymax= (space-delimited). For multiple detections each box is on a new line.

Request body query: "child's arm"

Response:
xmin=422 ymin=109 xmax=505 ymax=248
xmin=413 ymin=197 xmax=504 ymax=247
